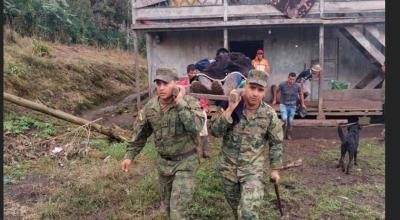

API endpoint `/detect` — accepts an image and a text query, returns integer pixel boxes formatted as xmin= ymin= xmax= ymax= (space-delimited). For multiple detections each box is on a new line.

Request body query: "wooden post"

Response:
xmin=132 ymin=0 xmax=136 ymax=25
xmin=224 ymin=29 xmax=228 ymax=49
xmin=146 ymin=33 xmax=154 ymax=98
xmin=133 ymin=31 xmax=141 ymax=109
xmin=132 ymin=0 xmax=141 ymax=109
xmin=223 ymin=0 xmax=228 ymax=49
xmin=318 ymin=25 xmax=325 ymax=119
xmin=319 ymin=0 xmax=324 ymax=18
xmin=223 ymin=0 xmax=228 ymax=21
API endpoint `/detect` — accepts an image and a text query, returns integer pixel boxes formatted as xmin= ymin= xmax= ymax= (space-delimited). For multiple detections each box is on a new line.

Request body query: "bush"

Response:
xmin=4 ymin=59 xmax=27 ymax=76
xmin=32 ymin=38 xmax=52 ymax=57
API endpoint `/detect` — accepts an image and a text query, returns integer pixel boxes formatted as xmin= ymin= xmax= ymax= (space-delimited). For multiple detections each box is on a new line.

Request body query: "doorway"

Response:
xmin=229 ymin=40 xmax=264 ymax=60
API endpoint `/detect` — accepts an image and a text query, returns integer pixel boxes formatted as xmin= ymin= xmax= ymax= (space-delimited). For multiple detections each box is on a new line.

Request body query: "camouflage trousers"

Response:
xmin=221 ymin=175 xmax=265 ymax=220
xmin=159 ymin=169 xmax=197 ymax=219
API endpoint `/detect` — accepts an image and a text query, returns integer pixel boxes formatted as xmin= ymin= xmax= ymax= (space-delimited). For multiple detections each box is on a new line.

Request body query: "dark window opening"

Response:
xmin=229 ymin=40 xmax=264 ymax=60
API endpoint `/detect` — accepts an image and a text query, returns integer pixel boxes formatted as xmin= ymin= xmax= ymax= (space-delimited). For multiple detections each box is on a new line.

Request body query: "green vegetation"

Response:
xmin=4 ymin=115 xmax=55 ymax=138
xmin=4 ymin=161 xmax=32 ymax=180
xmin=3 ymin=0 xmax=147 ymax=54
xmin=90 ymin=140 xmax=128 ymax=160
xmin=188 ymin=160 xmax=232 ymax=219
xmin=32 ymin=38 xmax=52 ymax=57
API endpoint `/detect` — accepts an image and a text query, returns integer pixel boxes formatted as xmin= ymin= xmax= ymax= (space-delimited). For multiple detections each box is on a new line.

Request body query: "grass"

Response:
xmin=187 ymin=159 xmax=233 ymax=219
xmin=25 ymin=136 xmax=384 ymax=219
xmin=4 ymin=28 xmax=147 ymax=113
xmin=3 ymin=161 xmax=32 ymax=181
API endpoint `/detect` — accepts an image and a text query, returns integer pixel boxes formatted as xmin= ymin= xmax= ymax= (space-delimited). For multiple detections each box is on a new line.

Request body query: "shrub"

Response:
xmin=32 ymin=38 xmax=52 ymax=57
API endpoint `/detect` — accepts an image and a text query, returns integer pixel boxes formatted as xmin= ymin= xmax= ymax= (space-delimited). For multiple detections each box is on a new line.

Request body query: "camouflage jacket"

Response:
xmin=125 ymin=95 xmax=204 ymax=174
xmin=210 ymin=102 xmax=283 ymax=182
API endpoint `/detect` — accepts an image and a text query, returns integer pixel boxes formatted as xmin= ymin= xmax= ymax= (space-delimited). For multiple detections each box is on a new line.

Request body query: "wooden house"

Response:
xmin=130 ymin=0 xmax=385 ymax=120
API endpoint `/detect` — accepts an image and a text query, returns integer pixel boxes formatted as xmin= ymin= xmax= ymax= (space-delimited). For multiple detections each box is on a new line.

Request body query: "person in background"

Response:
xmin=295 ymin=63 xmax=322 ymax=100
xmin=251 ymin=49 xmax=270 ymax=73
xmin=272 ymin=72 xmax=306 ymax=140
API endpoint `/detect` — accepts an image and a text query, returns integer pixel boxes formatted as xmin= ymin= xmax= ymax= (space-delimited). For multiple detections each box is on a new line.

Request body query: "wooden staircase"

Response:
xmin=339 ymin=24 xmax=385 ymax=66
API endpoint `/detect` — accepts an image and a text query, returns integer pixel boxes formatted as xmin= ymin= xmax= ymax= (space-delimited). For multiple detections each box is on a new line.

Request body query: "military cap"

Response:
xmin=247 ymin=69 xmax=269 ymax=87
xmin=154 ymin=68 xmax=179 ymax=83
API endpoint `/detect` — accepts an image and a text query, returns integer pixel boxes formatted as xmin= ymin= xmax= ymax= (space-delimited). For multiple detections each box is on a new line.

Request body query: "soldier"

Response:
xmin=121 ymin=68 xmax=205 ymax=219
xmin=209 ymin=69 xmax=284 ymax=219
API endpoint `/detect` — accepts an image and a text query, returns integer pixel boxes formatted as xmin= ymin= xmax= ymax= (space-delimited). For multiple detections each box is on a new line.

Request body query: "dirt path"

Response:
xmin=79 ymin=90 xmax=149 ymax=128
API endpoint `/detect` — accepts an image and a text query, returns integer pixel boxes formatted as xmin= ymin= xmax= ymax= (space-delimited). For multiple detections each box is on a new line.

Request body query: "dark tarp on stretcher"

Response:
xmin=201 ymin=52 xmax=253 ymax=79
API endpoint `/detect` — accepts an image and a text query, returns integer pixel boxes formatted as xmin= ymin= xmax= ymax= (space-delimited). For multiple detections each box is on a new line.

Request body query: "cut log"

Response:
xmin=281 ymin=158 xmax=303 ymax=169
xmin=4 ymin=93 xmax=131 ymax=142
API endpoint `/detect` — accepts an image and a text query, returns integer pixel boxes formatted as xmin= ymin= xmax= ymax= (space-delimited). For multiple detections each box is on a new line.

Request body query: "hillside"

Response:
xmin=4 ymin=28 xmax=148 ymax=115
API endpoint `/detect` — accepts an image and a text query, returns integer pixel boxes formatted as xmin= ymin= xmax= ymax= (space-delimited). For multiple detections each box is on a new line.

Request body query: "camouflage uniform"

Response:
xmin=209 ymin=70 xmax=284 ymax=220
xmin=125 ymin=71 xmax=205 ymax=219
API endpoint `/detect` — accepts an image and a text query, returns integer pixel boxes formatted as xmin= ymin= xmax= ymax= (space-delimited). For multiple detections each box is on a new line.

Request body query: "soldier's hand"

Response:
xmin=227 ymin=89 xmax=241 ymax=111
xmin=270 ymin=170 xmax=280 ymax=184
xmin=174 ymin=85 xmax=186 ymax=103
xmin=121 ymin=159 xmax=132 ymax=172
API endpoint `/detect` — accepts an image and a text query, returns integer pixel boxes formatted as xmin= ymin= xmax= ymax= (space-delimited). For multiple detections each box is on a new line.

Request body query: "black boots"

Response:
xmin=287 ymin=123 xmax=292 ymax=140
xmin=282 ymin=121 xmax=292 ymax=140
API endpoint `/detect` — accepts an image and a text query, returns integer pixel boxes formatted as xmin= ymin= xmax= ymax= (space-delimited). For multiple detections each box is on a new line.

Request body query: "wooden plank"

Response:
xmin=365 ymin=24 xmax=385 ymax=47
xmin=136 ymin=0 xmax=166 ymax=9
xmin=342 ymin=26 xmax=385 ymax=65
xmin=323 ymin=111 xmax=382 ymax=116
xmin=132 ymin=17 xmax=385 ymax=31
xmin=322 ymin=100 xmax=383 ymax=110
xmin=136 ymin=5 xmax=225 ymax=20
xmin=364 ymin=75 xmax=384 ymax=89
xmin=323 ymin=1 xmax=384 ymax=13
xmin=135 ymin=1 xmax=384 ymax=20
xmin=322 ymin=89 xmax=383 ymax=101
xmin=291 ymin=119 xmax=348 ymax=127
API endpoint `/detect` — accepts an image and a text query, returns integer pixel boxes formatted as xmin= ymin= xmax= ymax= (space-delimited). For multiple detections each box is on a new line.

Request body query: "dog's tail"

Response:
xmin=337 ymin=125 xmax=345 ymax=143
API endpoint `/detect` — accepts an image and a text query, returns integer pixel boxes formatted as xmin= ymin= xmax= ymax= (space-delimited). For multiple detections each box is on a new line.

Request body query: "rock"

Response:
xmin=3 ymin=177 xmax=13 ymax=185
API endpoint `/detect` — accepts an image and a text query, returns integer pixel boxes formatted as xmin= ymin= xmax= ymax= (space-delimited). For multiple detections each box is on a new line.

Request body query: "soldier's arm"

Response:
xmin=209 ymin=106 xmax=233 ymax=137
xmin=175 ymin=96 xmax=205 ymax=135
xmin=266 ymin=110 xmax=284 ymax=169
xmin=125 ymin=109 xmax=153 ymax=160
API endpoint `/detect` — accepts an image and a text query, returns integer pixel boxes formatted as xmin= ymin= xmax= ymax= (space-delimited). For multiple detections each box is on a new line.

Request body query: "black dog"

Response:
xmin=337 ymin=123 xmax=362 ymax=174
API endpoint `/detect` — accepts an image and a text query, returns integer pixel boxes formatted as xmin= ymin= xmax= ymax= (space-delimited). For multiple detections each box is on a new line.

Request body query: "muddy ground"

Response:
xmin=4 ymin=96 xmax=385 ymax=219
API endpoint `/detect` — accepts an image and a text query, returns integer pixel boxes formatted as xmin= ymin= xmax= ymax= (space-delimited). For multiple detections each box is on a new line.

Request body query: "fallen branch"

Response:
xmin=281 ymin=158 xmax=303 ymax=170
xmin=4 ymin=92 xmax=131 ymax=142
xmin=37 ymin=118 xmax=103 ymax=145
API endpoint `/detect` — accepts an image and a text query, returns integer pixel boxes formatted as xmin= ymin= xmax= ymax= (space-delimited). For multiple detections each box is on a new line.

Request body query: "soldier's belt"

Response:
xmin=160 ymin=148 xmax=197 ymax=161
